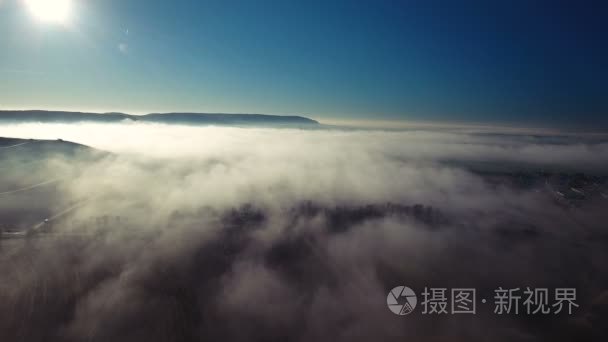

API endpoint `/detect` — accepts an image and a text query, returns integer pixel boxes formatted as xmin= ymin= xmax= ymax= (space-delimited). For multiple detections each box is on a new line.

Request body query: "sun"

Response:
xmin=25 ymin=0 xmax=72 ymax=23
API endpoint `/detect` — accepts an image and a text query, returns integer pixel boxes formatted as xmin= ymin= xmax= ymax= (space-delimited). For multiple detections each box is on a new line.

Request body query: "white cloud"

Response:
xmin=1 ymin=122 xmax=607 ymax=341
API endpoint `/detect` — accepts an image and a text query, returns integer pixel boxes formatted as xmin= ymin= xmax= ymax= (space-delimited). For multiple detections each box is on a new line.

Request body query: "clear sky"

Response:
xmin=0 ymin=0 xmax=606 ymax=127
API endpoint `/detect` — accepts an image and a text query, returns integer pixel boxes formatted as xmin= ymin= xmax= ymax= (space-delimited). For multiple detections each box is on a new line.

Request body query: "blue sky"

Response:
xmin=0 ymin=0 xmax=606 ymax=127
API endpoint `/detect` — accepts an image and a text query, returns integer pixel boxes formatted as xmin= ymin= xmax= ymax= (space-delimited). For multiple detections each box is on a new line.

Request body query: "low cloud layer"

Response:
xmin=1 ymin=122 xmax=607 ymax=341
xmin=4 ymin=122 xmax=608 ymax=168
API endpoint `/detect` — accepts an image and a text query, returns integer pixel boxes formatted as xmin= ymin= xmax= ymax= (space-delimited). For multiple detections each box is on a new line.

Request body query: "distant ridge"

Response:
xmin=0 ymin=136 xmax=108 ymax=160
xmin=0 ymin=110 xmax=319 ymax=126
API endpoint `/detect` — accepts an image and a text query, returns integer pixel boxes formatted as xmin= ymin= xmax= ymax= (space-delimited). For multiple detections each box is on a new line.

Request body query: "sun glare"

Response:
xmin=25 ymin=0 xmax=72 ymax=23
